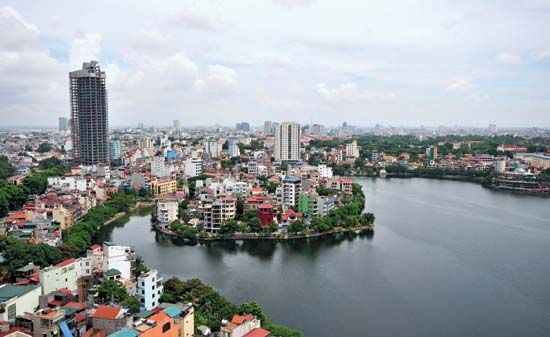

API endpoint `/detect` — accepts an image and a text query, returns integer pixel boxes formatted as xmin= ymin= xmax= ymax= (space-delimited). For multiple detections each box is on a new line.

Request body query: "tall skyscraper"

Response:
xmin=263 ymin=121 xmax=273 ymax=135
xmin=58 ymin=117 xmax=68 ymax=132
xmin=274 ymin=122 xmax=301 ymax=162
xmin=70 ymin=60 xmax=109 ymax=165
xmin=173 ymin=120 xmax=180 ymax=130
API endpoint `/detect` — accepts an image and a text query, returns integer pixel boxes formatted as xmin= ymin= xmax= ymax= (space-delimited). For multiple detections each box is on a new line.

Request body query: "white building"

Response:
xmin=277 ymin=176 xmax=302 ymax=208
xmin=156 ymin=198 xmax=179 ymax=224
xmin=151 ymin=156 xmax=169 ymax=178
xmin=0 ymin=284 xmax=41 ymax=321
xmin=103 ymin=242 xmax=134 ymax=280
xmin=228 ymin=139 xmax=240 ymax=157
xmin=317 ymin=164 xmax=333 ymax=178
xmin=40 ymin=258 xmax=79 ymax=295
xmin=274 ymin=122 xmax=301 ymax=162
xmin=204 ymin=139 xmax=223 ymax=158
xmin=136 ymin=270 xmax=164 ymax=310
xmin=345 ymin=140 xmax=359 ymax=159
xmin=495 ymin=159 xmax=506 ymax=173
xmin=247 ymin=161 xmax=259 ymax=176
xmin=185 ymin=158 xmax=203 ymax=178
xmin=203 ymin=196 xmax=236 ymax=232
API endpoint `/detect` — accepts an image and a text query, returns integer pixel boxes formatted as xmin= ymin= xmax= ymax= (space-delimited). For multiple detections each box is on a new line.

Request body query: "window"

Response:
xmin=7 ymin=304 xmax=16 ymax=320
xmin=162 ymin=322 xmax=171 ymax=333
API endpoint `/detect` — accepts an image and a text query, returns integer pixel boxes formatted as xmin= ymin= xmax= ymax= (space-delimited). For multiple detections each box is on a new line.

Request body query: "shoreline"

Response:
xmin=154 ymin=223 xmax=375 ymax=241
xmin=104 ymin=201 xmax=155 ymax=225
xmin=350 ymin=174 xmax=550 ymax=196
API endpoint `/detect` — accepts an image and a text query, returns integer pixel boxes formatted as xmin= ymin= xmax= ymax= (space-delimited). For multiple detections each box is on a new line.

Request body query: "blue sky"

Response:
xmin=0 ymin=0 xmax=549 ymax=127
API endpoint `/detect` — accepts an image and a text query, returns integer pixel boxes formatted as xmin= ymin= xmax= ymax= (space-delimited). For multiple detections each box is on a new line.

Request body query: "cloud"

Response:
xmin=272 ymin=0 xmax=315 ymax=8
xmin=169 ymin=9 xmax=228 ymax=31
xmin=535 ymin=50 xmax=550 ymax=61
xmin=207 ymin=64 xmax=238 ymax=88
xmin=495 ymin=52 xmax=522 ymax=65
xmin=446 ymin=79 xmax=475 ymax=92
xmin=0 ymin=7 xmax=67 ymax=125
xmin=316 ymin=82 xmax=396 ymax=102
xmin=69 ymin=32 xmax=102 ymax=70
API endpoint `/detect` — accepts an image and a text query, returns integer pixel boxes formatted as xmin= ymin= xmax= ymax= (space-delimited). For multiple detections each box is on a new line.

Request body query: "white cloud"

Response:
xmin=446 ymin=79 xmax=475 ymax=92
xmin=0 ymin=6 xmax=39 ymax=34
xmin=495 ymin=52 xmax=522 ymax=65
xmin=69 ymin=32 xmax=102 ymax=70
xmin=272 ymin=0 xmax=315 ymax=8
xmin=169 ymin=9 xmax=228 ymax=31
xmin=535 ymin=50 xmax=550 ymax=61
xmin=207 ymin=64 xmax=238 ymax=87
xmin=316 ymin=82 xmax=396 ymax=102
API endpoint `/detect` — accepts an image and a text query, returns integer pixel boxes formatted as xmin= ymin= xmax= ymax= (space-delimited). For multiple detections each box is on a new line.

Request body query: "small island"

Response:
xmin=153 ymin=176 xmax=375 ymax=242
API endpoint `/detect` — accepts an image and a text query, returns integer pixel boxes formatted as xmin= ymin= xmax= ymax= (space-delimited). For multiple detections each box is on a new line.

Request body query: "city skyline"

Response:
xmin=1 ymin=1 xmax=550 ymax=127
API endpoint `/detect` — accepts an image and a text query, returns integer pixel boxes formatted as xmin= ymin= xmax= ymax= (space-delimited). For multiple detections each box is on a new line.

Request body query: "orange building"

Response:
xmin=134 ymin=311 xmax=179 ymax=337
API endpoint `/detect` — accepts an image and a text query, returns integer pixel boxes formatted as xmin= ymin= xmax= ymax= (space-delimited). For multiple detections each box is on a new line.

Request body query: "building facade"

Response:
xmin=70 ymin=60 xmax=109 ymax=165
xmin=274 ymin=122 xmax=301 ymax=162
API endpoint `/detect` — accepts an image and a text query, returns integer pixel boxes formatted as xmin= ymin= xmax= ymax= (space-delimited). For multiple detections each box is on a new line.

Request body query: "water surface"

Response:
xmin=102 ymin=178 xmax=550 ymax=337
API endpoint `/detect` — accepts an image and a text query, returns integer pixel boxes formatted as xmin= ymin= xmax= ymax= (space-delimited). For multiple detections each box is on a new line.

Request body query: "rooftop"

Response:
xmin=0 ymin=285 xmax=39 ymax=303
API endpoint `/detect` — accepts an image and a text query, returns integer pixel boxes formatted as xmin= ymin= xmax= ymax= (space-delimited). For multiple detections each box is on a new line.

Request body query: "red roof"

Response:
xmin=64 ymin=302 xmax=88 ymax=311
xmin=48 ymin=300 xmax=62 ymax=307
xmin=244 ymin=328 xmax=271 ymax=337
xmin=258 ymin=204 xmax=273 ymax=209
xmin=93 ymin=306 xmax=121 ymax=320
xmin=75 ymin=312 xmax=87 ymax=323
xmin=89 ymin=244 xmax=102 ymax=251
xmin=56 ymin=258 xmax=76 ymax=268
xmin=231 ymin=314 xmax=245 ymax=325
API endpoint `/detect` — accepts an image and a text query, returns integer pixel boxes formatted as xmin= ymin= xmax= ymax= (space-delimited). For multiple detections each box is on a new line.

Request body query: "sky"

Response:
xmin=0 ymin=0 xmax=550 ymax=127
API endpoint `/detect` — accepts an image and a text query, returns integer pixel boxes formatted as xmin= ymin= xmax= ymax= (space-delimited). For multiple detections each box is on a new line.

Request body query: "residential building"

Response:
xmin=136 ymin=270 xmax=163 ymax=310
xmin=31 ymin=308 xmax=65 ymax=337
xmin=184 ymin=158 xmax=203 ymax=178
xmin=110 ymin=139 xmax=122 ymax=161
xmin=156 ymin=198 xmax=179 ymax=224
xmin=103 ymin=242 xmax=134 ymax=280
xmin=345 ymin=140 xmax=359 ymax=159
xmin=317 ymin=164 xmax=333 ymax=178
xmin=203 ymin=196 xmax=236 ymax=232
xmin=0 ymin=285 xmax=41 ymax=321
xmin=70 ymin=60 xmax=109 ymax=165
xmin=426 ymin=145 xmax=438 ymax=161
xmin=228 ymin=139 xmax=240 ymax=157
xmin=220 ymin=314 xmax=264 ymax=337
xmin=91 ymin=306 xmax=129 ymax=336
xmin=204 ymin=139 xmax=223 ymax=158
xmin=263 ymin=121 xmax=273 ymax=135
xmin=257 ymin=204 xmax=274 ymax=227
xmin=151 ymin=156 xmax=169 ymax=178
xmin=160 ymin=304 xmax=195 ymax=337
xmin=40 ymin=259 xmax=79 ymax=295
xmin=150 ymin=179 xmax=177 ymax=196
xmin=132 ymin=310 xmax=179 ymax=337
xmin=58 ymin=117 xmax=68 ymax=132
xmin=274 ymin=122 xmax=301 ymax=162
xmin=277 ymin=176 xmax=302 ymax=208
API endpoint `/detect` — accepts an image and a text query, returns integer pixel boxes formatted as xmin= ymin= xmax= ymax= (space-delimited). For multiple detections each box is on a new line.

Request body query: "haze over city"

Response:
xmin=1 ymin=0 xmax=550 ymax=127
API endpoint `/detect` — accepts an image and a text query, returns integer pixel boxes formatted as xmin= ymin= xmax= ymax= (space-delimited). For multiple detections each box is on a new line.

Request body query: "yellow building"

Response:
xmin=150 ymin=178 xmax=177 ymax=196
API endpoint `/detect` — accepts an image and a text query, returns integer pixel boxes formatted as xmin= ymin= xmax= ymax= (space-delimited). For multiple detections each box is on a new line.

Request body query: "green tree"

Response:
xmin=36 ymin=142 xmax=53 ymax=153
xmin=98 ymin=279 xmax=129 ymax=303
xmin=287 ymin=221 xmax=305 ymax=234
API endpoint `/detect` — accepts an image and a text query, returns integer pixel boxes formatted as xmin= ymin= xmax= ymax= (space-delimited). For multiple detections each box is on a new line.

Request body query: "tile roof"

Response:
xmin=244 ymin=328 xmax=271 ymax=337
xmin=93 ymin=306 xmax=122 ymax=320
xmin=55 ymin=258 xmax=76 ymax=268
xmin=107 ymin=327 xmax=138 ymax=337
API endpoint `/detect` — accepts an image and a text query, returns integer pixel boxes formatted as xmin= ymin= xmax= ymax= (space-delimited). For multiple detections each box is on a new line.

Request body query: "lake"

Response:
xmin=100 ymin=177 xmax=550 ymax=337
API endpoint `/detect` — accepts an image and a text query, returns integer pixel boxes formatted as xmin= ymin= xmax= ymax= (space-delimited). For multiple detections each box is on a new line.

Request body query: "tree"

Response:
xmin=98 ymin=279 xmax=129 ymax=303
xmin=268 ymin=222 xmax=278 ymax=233
xmin=122 ymin=296 xmax=141 ymax=312
xmin=38 ymin=157 xmax=63 ymax=170
xmin=0 ymin=156 xmax=15 ymax=180
xmin=287 ymin=221 xmax=305 ymax=234
xmin=238 ymin=301 xmax=266 ymax=323
xmin=248 ymin=218 xmax=262 ymax=233
xmin=219 ymin=220 xmax=241 ymax=236
xmin=133 ymin=256 xmax=149 ymax=277
xmin=36 ymin=142 xmax=53 ymax=153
